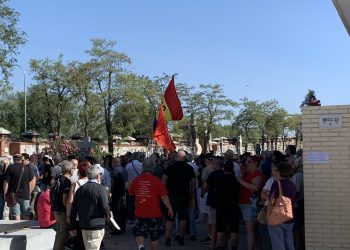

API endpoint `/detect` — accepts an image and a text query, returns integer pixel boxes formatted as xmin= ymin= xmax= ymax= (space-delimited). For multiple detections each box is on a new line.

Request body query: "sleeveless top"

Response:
xmin=73 ymin=178 xmax=88 ymax=195
xmin=73 ymin=178 xmax=88 ymax=221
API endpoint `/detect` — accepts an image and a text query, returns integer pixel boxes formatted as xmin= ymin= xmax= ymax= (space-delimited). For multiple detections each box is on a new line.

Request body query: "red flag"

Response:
xmin=154 ymin=106 xmax=176 ymax=153
xmin=161 ymin=76 xmax=183 ymax=121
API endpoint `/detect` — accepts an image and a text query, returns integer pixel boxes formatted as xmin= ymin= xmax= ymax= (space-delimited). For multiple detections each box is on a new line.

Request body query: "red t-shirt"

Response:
xmin=239 ymin=170 xmax=265 ymax=204
xmin=129 ymin=172 xmax=168 ymax=218
xmin=37 ymin=189 xmax=56 ymax=228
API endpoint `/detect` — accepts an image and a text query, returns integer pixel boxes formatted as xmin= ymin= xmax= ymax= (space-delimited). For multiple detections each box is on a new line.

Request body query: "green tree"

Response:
xmin=282 ymin=114 xmax=302 ymax=148
xmin=233 ymin=98 xmax=261 ymax=152
xmin=86 ymin=38 xmax=132 ymax=153
xmin=0 ymin=0 xmax=26 ymax=91
xmin=0 ymin=92 xmax=22 ymax=134
xmin=70 ymin=62 xmax=104 ymax=137
xmin=30 ymin=56 xmax=76 ymax=135
xmin=182 ymin=84 xmax=237 ymax=153
xmin=257 ymin=100 xmax=287 ymax=150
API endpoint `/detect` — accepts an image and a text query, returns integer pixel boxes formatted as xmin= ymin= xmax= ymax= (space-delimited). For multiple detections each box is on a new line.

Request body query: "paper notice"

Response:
xmin=110 ymin=217 xmax=121 ymax=230
xmin=306 ymin=152 xmax=329 ymax=164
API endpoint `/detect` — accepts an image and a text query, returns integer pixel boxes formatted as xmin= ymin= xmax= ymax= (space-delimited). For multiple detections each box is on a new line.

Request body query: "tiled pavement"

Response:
xmin=104 ymin=221 xmax=248 ymax=250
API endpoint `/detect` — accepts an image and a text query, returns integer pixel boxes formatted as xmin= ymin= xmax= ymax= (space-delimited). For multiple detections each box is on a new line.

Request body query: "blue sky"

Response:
xmin=9 ymin=0 xmax=350 ymax=114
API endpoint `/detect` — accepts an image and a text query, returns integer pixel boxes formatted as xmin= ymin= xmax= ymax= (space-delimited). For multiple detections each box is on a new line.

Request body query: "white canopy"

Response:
xmin=123 ymin=136 xmax=136 ymax=141
xmin=0 ymin=128 xmax=11 ymax=135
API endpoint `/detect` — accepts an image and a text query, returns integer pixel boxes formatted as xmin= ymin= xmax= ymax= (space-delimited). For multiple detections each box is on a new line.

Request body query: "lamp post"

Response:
xmin=13 ymin=65 xmax=26 ymax=132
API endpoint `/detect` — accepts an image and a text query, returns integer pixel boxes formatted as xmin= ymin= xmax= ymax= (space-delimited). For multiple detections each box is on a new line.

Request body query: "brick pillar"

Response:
xmin=303 ymin=105 xmax=350 ymax=249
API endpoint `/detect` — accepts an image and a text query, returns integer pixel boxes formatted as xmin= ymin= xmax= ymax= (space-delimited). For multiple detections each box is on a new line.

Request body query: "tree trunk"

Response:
xmin=261 ymin=132 xmax=265 ymax=151
xmin=295 ymin=133 xmax=299 ymax=149
xmin=203 ymin=133 xmax=210 ymax=153
xmin=270 ymin=139 xmax=274 ymax=150
xmin=275 ymin=138 xmax=278 ymax=150
xmin=84 ymin=89 xmax=89 ymax=136
xmin=106 ymin=114 xmax=113 ymax=154
xmin=104 ymin=101 xmax=114 ymax=154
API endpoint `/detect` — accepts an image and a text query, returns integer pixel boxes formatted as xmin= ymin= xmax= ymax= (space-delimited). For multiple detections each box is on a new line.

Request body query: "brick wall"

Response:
xmin=303 ymin=105 xmax=350 ymax=250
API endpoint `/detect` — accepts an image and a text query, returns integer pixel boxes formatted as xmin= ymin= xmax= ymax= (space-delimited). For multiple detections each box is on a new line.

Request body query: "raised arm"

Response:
xmin=238 ymin=175 xmax=263 ymax=192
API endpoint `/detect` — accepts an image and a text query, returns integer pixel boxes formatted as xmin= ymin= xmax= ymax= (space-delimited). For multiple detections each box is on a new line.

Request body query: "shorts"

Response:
xmin=168 ymin=196 xmax=188 ymax=221
xmin=216 ymin=208 xmax=239 ymax=233
xmin=239 ymin=204 xmax=256 ymax=222
xmin=133 ymin=217 xmax=163 ymax=241
xmin=198 ymin=191 xmax=209 ymax=214
xmin=208 ymin=207 xmax=216 ymax=225
xmin=10 ymin=198 xmax=30 ymax=217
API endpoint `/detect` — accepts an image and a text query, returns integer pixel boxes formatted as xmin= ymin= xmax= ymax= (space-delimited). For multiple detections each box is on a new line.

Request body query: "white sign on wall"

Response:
xmin=319 ymin=114 xmax=342 ymax=128
xmin=306 ymin=151 xmax=329 ymax=164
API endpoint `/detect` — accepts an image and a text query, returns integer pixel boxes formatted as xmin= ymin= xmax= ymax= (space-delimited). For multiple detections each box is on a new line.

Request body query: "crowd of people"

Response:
xmin=0 ymin=145 xmax=304 ymax=250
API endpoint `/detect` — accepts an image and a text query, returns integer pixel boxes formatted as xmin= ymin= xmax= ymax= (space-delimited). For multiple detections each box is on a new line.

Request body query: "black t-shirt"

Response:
xmin=54 ymin=175 xmax=71 ymax=213
xmin=4 ymin=163 xmax=34 ymax=200
xmin=0 ymin=165 xmax=5 ymax=194
xmin=111 ymin=166 xmax=127 ymax=197
xmin=215 ymin=173 xmax=240 ymax=212
xmin=29 ymin=163 xmax=39 ymax=178
xmin=164 ymin=161 xmax=195 ymax=197
xmin=42 ymin=163 xmax=53 ymax=185
xmin=206 ymin=169 xmax=224 ymax=208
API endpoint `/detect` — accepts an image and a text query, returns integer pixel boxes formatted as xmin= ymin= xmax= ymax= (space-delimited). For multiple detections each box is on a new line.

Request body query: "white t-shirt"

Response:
xmin=262 ymin=177 xmax=275 ymax=206
xmin=263 ymin=177 xmax=275 ymax=191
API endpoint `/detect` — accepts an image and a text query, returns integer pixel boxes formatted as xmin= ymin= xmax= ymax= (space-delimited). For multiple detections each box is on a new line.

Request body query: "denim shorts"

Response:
xmin=10 ymin=198 xmax=30 ymax=216
xmin=239 ymin=204 xmax=257 ymax=222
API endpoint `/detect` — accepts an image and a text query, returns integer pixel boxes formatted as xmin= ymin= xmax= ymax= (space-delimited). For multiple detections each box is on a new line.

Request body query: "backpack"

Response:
xmin=50 ymin=177 xmax=62 ymax=211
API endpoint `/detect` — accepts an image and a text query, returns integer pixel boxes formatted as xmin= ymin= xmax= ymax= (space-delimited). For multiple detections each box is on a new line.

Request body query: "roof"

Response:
xmin=0 ymin=128 xmax=11 ymax=135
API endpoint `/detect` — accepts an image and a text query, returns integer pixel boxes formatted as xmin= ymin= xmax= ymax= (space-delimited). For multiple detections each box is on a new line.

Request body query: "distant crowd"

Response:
xmin=0 ymin=145 xmax=304 ymax=250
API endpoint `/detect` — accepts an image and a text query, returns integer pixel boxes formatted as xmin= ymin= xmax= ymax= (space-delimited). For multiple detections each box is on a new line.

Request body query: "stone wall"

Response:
xmin=303 ymin=105 xmax=350 ymax=249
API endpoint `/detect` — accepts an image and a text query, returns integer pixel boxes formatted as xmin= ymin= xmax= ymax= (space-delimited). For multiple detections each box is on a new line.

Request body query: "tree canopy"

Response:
xmin=0 ymin=0 xmax=26 ymax=92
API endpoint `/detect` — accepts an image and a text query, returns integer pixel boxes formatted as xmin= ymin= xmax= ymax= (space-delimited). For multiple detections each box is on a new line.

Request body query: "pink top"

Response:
xmin=37 ymin=189 xmax=56 ymax=228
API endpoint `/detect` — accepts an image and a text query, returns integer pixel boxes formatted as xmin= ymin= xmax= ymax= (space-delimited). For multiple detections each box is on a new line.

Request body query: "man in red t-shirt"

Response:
xmin=129 ymin=158 xmax=173 ymax=250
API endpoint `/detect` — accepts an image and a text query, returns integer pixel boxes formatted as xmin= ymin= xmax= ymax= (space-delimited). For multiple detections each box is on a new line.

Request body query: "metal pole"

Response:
xmin=14 ymin=65 xmax=26 ymax=132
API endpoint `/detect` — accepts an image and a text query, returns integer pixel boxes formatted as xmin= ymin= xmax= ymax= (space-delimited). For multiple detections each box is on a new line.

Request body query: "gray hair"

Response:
xmin=132 ymin=152 xmax=145 ymax=162
xmin=142 ymin=157 xmax=155 ymax=173
xmin=53 ymin=155 xmax=63 ymax=165
xmin=87 ymin=165 xmax=100 ymax=179
xmin=0 ymin=157 xmax=9 ymax=164
xmin=61 ymin=160 xmax=73 ymax=173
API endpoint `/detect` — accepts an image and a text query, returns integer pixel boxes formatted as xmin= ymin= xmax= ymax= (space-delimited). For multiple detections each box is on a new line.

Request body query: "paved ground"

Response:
xmin=104 ymin=221 xmax=248 ymax=250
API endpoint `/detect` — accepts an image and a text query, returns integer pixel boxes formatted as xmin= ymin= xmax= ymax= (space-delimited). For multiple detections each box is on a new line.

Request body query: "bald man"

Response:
xmin=70 ymin=159 xmax=79 ymax=183
xmin=162 ymin=150 xmax=196 ymax=246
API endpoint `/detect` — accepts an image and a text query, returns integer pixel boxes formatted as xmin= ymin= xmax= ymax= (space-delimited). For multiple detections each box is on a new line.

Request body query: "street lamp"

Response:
xmin=13 ymin=64 xmax=26 ymax=132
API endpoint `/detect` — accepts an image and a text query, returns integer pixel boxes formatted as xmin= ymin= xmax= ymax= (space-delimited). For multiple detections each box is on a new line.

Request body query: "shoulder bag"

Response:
xmin=267 ymin=180 xmax=293 ymax=225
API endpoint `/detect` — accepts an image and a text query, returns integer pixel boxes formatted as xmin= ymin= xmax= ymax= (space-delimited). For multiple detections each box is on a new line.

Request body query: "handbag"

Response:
xmin=5 ymin=166 xmax=25 ymax=207
xmin=257 ymin=206 xmax=267 ymax=224
xmin=267 ymin=180 xmax=293 ymax=225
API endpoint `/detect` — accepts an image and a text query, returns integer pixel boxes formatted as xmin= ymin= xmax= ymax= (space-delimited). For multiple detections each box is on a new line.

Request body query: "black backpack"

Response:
xmin=50 ymin=177 xmax=62 ymax=211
